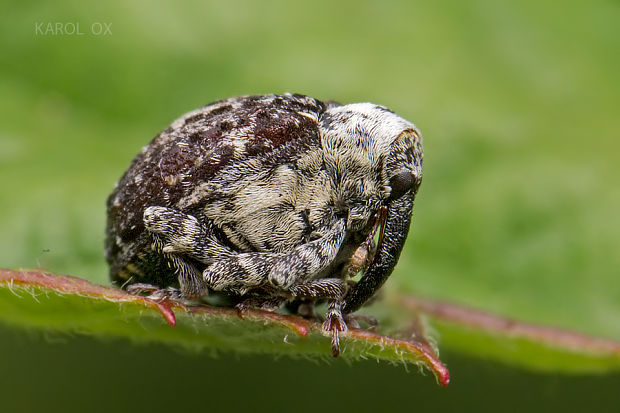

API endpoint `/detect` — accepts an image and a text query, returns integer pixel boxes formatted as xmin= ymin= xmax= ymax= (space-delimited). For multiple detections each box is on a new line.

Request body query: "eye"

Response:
xmin=388 ymin=170 xmax=416 ymax=200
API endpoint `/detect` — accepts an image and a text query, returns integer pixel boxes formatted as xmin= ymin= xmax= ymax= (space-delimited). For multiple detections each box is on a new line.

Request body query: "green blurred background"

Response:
xmin=1 ymin=0 xmax=619 ymax=410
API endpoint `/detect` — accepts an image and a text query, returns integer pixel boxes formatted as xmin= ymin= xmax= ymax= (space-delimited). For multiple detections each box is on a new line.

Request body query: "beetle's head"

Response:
xmin=319 ymin=103 xmax=424 ymax=314
xmin=320 ymin=103 xmax=423 ymax=231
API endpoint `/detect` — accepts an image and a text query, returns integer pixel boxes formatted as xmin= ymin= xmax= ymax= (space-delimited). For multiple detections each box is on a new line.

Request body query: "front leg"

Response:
xmin=202 ymin=219 xmax=347 ymax=295
xmin=202 ymin=219 xmax=349 ymax=356
xmin=291 ymin=279 xmax=348 ymax=357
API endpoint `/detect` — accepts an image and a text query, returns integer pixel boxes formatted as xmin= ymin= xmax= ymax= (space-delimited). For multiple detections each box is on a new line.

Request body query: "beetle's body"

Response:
xmin=106 ymin=94 xmax=422 ymax=355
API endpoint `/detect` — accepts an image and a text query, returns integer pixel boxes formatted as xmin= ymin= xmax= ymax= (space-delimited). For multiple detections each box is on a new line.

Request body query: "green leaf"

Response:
xmin=2 ymin=268 xmax=619 ymax=385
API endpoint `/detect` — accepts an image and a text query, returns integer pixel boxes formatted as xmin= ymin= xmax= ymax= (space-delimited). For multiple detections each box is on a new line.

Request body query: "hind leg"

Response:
xmin=143 ymin=206 xmax=236 ymax=264
xmin=142 ymin=206 xmax=236 ymax=298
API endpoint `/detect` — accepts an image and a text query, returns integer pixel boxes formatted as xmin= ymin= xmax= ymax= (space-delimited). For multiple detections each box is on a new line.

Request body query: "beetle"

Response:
xmin=105 ymin=93 xmax=423 ymax=356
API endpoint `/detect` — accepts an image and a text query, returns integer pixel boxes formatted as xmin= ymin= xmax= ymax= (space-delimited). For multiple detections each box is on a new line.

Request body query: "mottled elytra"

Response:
xmin=106 ymin=93 xmax=423 ymax=356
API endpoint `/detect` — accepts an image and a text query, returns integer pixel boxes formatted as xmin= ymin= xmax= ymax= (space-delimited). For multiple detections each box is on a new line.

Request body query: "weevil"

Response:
xmin=105 ymin=93 xmax=423 ymax=356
